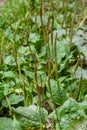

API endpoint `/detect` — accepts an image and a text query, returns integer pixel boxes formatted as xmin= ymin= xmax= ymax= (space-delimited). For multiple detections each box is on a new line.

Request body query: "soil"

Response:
xmin=0 ymin=0 xmax=7 ymax=6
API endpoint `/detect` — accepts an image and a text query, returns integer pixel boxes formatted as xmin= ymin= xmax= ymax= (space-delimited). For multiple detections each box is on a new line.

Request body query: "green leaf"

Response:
xmin=13 ymin=117 xmax=23 ymax=130
xmin=3 ymin=71 xmax=16 ymax=82
xmin=58 ymin=98 xmax=80 ymax=119
xmin=4 ymin=55 xmax=15 ymax=65
xmin=57 ymin=40 xmax=69 ymax=63
xmin=29 ymin=33 xmax=40 ymax=43
xmin=57 ymin=98 xmax=86 ymax=130
xmin=46 ymin=79 xmax=66 ymax=105
xmin=2 ymin=93 xmax=24 ymax=107
xmin=1 ymin=83 xmax=14 ymax=96
xmin=76 ymin=67 xmax=87 ymax=79
xmin=0 ymin=117 xmax=15 ymax=130
xmin=22 ymin=66 xmax=34 ymax=79
xmin=13 ymin=105 xmax=48 ymax=128
xmin=5 ymin=27 xmax=14 ymax=42
xmin=0 ymin=117 xmax=23 ymax=130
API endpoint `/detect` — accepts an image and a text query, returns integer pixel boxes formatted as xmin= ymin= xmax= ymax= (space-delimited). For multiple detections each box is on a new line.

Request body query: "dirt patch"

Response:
xmin=0 ymin=0 xmax=7 ymax=6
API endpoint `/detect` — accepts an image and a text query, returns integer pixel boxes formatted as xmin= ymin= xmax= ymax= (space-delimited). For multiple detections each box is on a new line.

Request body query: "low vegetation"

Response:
xmin=0 ymin=0 xmax=87 ymax=130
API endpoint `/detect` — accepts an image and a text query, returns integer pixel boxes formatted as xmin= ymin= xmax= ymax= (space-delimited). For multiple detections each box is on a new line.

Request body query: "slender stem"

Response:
xmin=5 ymin=96 xmax=12 ymax=115
xmin=17 ymin=54 xmax=26 ymax=104
xmin=69 ymin=9 xmax=77 ymax=46
xmin=75 ymin=57 xmax=83 ymax=101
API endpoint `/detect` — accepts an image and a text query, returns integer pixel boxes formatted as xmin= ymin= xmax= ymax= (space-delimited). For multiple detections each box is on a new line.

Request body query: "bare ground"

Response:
xmin=0 ymin=0 xmax=7 ymax=6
